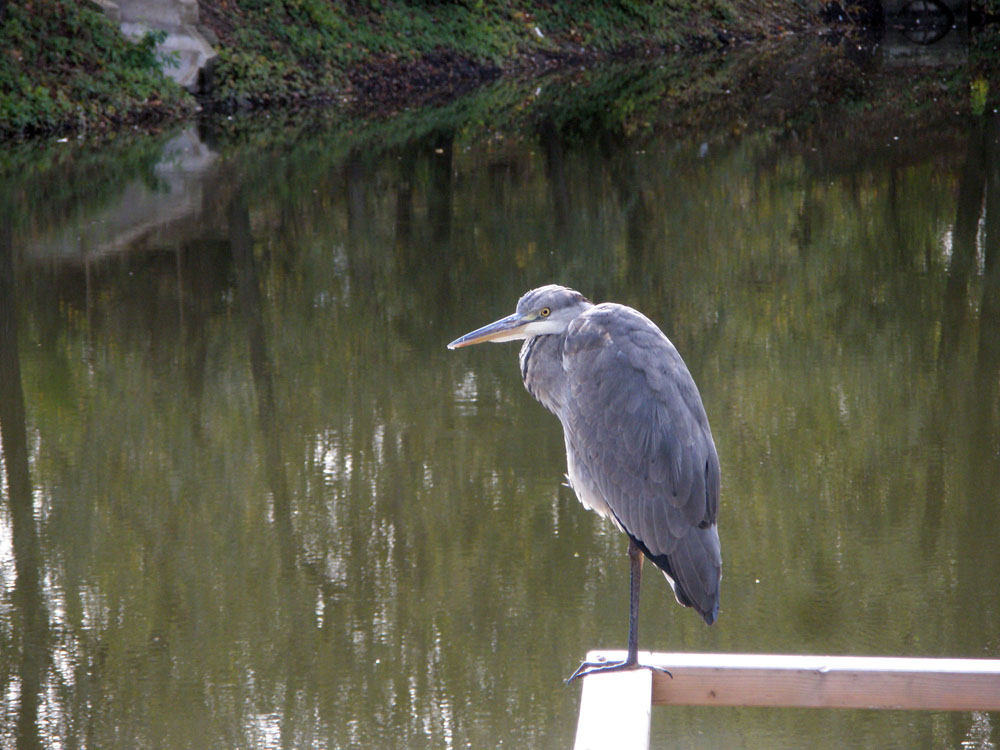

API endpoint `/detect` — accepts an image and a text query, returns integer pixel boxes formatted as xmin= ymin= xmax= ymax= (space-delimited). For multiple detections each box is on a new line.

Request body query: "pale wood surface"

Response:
xmin=579 ymin=651 xmax=1000 ymax=711
xmin=574 ymin=666 xmax=652 ymax=750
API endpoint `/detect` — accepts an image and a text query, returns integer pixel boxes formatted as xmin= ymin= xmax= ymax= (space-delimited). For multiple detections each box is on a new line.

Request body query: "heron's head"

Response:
xmin=447 ymin=285 xmax=592 ymax=349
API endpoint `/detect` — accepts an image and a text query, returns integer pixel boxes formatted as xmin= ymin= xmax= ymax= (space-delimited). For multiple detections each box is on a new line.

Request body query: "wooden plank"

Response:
xmin=573 ymin=665 xmax=652 ymax=750
xmin=579 ymin=651 xmax=1000 ymax=711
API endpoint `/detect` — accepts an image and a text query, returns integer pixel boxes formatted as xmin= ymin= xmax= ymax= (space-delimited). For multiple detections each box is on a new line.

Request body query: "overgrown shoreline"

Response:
xmin=0 ymin=0 xmax=997 ymax=142
xmin=196 ymin=0 xmax=799 ymax=110
xmin=0 ymin=0 xmax=823 ymax=141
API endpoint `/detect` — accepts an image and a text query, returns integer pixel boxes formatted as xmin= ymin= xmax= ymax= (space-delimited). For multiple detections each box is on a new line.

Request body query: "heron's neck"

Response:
xmin=519 ymin=333 xmax=566 ymax=415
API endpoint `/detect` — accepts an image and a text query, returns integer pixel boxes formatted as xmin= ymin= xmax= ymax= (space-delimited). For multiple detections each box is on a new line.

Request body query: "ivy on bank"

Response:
xmin=0 ymin=0 xmax=190 ymax=139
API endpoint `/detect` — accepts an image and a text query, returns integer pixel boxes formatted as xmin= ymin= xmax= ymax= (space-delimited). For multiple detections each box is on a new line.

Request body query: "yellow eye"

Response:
xmin=540 ymin=307 xmax=551 ymax=317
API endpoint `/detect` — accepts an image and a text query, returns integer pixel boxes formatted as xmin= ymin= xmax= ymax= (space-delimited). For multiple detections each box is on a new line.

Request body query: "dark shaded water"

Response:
xmin=1 ymin=40 xmax=999 ymax=749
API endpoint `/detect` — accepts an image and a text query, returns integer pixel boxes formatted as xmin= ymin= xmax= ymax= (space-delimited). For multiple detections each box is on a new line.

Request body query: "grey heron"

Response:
xmin=448 ymin=285 xmax=721 ymax=681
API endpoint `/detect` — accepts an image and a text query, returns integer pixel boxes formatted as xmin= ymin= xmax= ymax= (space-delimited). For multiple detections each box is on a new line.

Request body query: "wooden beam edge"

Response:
xmin=582 ymin=651 xmax=1000 ymax=712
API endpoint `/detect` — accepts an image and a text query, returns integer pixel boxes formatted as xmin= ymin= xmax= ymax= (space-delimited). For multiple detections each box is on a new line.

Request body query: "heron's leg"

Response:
xmin=624 ymin=537 xmax=642 ymax=666
xmin=567 ymin=538 xmax=670 ymax=682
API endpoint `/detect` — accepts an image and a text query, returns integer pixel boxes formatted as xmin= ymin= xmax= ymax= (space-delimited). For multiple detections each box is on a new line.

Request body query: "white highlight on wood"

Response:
xmin=574 ymin=665 xmax=652 ymax=750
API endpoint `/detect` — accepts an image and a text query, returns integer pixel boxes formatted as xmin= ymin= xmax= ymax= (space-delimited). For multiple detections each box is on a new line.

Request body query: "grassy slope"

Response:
xmin=1 ymin=0 xmax=818 ymax=139
xmin=2 ymin=0 xmax=998 ymax=141
xmin=200 ymin=0 xmax=819 ymax=108
xmin=0 ymin=0 xmax=191 ymax=139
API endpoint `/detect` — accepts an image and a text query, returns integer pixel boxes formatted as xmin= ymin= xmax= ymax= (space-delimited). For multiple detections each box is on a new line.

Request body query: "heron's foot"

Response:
xmin=565 ymin=657 xmax=672 ymax=683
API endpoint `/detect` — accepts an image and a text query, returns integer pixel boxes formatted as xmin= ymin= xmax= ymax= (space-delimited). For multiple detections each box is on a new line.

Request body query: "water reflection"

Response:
xmin=28 ymin=128 xmax=219 ymax=263
xmin=0 ymin=223 xmax=47 ymax=750
xmin=0 ymin=38 xmax=998 ymax=749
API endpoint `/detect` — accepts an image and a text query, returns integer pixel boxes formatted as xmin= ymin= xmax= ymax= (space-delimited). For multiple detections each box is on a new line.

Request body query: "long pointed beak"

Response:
xmin=447 ymin=312 xmax=530 ymax=349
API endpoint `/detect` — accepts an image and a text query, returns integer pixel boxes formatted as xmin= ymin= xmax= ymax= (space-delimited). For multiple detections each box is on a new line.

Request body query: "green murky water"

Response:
xmin=0 ymin=40 xmax=998 ymax=749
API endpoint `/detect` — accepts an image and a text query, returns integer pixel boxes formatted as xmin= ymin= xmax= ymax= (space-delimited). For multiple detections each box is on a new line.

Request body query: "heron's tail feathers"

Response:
xmin=672 ymin=523 xmax=722 ymax=624
xmin=635 ymin=524 xmax=721 ymax=625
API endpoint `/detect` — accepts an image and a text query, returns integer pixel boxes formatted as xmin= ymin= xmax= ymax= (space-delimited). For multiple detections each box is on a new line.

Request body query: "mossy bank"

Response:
xmin=0 ymin=0 xmax=822 ymax=140
xmin=1 ymin=0 xmax=998 ymax=141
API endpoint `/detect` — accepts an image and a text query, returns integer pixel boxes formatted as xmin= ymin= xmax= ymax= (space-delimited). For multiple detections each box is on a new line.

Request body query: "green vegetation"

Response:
xmin=3 ymin=0 xmax=813 ymax=139
xmin=203 ymin=0 xmax=741 ymax=108
xmin=0 ymin=0 xmax=190 ymax=139
xmin=4 ymin=0 xmax=1000 ymax=141
xmin=201 ymin=0 xmax=876 ymax=120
